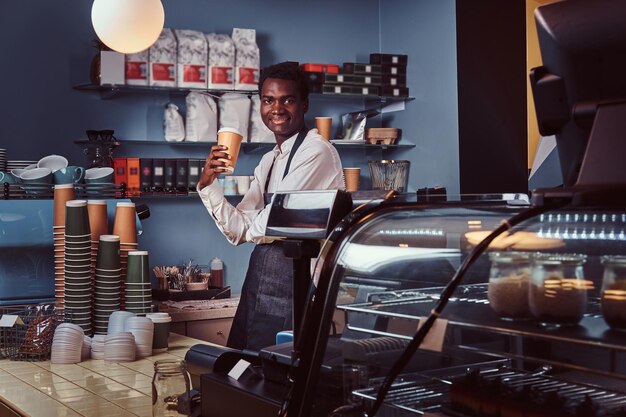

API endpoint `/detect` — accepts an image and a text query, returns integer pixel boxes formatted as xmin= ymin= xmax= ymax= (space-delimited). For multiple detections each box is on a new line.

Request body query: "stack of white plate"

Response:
xmin=82 ymin=335 xmax=92 ymax=360
xmin=107 ymin=310 xmax=135 ymax=335
xmin=124 ymin=316 xmax=154 ymax=358
xmin=51 ymin=323 xmax=84 ymax=364
xmin=91 ymin=334 xmax=105 ymax=359
xmin=0 ymin=148 xmax=6 ymax=171
xmin=104 ymin=332 xmax=136 ymax=362
xmin=6 ymin=160 xmax=37 ymax=171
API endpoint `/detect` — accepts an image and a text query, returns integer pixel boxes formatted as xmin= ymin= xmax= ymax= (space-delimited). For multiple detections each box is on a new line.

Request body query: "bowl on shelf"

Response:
xmin=185 ymin=281 xmax=208 ymax=291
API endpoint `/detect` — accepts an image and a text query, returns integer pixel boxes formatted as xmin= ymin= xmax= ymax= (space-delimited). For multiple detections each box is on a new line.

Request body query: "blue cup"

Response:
xmin=19 ymin=168 xmax=53 ymax=195
xmin=85 ymin=167 xmax=114 ymax=184
xmin=54 ymin=166 xmax=85 ymax=184
xmin=0 ymin=171 xmax=18 ymax=184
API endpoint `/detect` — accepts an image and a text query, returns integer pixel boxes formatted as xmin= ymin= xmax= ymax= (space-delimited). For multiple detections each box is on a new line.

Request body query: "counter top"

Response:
xmin=0 ymin=333 xmax=206 ymax=417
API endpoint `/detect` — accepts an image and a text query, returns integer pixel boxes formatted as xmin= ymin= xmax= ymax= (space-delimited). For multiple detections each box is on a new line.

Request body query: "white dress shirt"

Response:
xmin=198 ymin=128 xmax=345 ymax=245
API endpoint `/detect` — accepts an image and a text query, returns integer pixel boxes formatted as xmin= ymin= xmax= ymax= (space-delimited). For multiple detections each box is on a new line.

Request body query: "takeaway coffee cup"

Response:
xmin=315 ymin=117 xmax=333 ymax=140
xmin=343 ymin=168 xmax=360 ymax=192
xmin=146 ymin=313 xmax=172 ymax=352
xmin=217 ymin=127 xmax=243 ymax=174
xmin=54 ymin=166 xmax=85 ymax=184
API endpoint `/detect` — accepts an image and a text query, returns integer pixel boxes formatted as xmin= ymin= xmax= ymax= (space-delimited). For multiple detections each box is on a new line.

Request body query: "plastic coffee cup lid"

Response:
xmin=66 ymin=200 xmax=87 ymax=207
xmin=128 ymin=250 xmax=148 ymax=256
xmin=218 ymin=127 xmax=242 ymax=136
xmin=146 ymin=313 xmax=172 ymax=323
xmin=55 ymin=184 xmax=74 ymax=189
xmin=100 ymin=235 xmax=120 ymax=242
xmin=116 ymin=202 xmax=135 ymax=207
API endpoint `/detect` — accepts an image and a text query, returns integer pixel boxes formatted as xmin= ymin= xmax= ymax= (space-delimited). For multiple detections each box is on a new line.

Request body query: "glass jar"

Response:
xmin=529 ymin=253 xmax=591 ymax=326
xmin=487 ymin=251 xmax=531 ymax=321
xmin=601 ymin=255 xmax=626 ymax=330
xmin=152 ymin=359 xmax=192 ymax=416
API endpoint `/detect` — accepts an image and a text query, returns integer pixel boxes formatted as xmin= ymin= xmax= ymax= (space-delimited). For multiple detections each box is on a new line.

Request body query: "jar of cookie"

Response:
xmin=529 ymin=253 xmax=591 ymax=326
xmin=487 ymin=251 xmax=532 ymax=321
xmin=601 ymin=255 xmax=626 ymax=331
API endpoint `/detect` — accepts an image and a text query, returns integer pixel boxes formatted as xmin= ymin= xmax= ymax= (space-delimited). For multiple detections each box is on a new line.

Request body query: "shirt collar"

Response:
xmin=273 ymin=130 xmax=302 ymax=155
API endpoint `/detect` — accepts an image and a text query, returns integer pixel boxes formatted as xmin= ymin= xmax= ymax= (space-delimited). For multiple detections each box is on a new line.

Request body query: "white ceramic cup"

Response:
xmin=85 ymin=167 xmax=115 ymax=182
xmin=20 ymin=167 xmax=52 ymax=181
xmin=38 ymin=155 xmax=69 ymax=173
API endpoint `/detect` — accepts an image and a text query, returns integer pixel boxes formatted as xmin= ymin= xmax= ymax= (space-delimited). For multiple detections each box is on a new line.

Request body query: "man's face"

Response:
xmin=260 ymin=78 xmax=308 ymax=143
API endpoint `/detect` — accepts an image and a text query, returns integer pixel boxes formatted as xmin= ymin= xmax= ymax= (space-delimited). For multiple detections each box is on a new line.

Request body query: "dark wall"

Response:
xmin=456 ymin=0 xmax=528 ymax=194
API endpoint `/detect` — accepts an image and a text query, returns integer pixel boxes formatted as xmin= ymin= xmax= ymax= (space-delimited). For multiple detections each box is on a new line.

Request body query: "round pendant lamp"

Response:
xmin=91 ymin=0 xmax=165 ymax=54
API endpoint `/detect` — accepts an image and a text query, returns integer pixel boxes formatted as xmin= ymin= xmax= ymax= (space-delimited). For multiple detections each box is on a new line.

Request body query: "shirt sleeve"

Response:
xmin=197 ymin=161 xmax=268 ymax=245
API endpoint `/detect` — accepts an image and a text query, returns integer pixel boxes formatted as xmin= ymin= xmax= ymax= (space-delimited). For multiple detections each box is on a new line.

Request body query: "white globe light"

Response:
xmin=91 ymin=0 xmax=165 ymax=54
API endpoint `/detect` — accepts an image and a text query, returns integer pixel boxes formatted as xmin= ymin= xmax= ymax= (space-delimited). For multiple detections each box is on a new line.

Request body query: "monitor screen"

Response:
xmin=530 ymin=0 xmax=626 ymax=186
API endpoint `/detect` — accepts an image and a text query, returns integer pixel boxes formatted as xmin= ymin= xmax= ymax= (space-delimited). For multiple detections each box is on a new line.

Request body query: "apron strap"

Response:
xmin=264 ymin=128 xmax=308 ymax=195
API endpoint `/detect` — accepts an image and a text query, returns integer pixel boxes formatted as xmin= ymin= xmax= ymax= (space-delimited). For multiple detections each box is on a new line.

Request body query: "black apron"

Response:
xmin=227 ymin=129 xmax=308 ymax=351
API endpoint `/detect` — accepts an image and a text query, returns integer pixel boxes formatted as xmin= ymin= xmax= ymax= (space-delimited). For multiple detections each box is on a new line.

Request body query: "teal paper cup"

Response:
xmin=96 ymin=235 xmax=120 ymax=270
xmin=126 ymin=251 xmax=149 ymax=284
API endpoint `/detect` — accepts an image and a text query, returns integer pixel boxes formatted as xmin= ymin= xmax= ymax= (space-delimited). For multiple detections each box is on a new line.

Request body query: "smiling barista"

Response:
xmin=197 ymin=62 xmax=345 ymax=350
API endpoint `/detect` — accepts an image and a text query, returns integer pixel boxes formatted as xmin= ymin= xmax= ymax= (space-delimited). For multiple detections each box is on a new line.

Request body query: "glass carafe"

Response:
xmin=152 ymin=359 xmax=191 ymax=416
xmin=601 ymin=255 xmax=626 ymax=330
xmin=529 ymin=253 xmax=591 ymax=326
xmin=487 ymin=251 xmax=531 ymax=321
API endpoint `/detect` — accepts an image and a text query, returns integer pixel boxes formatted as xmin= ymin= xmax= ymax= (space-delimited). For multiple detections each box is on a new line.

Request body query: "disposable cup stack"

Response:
xmin=94 ymin=235 xmax=122 ymax=335
xmin=113 ymin=202 xmax=138 ymax=308
xmin=53 ymin=184 xmax=76 ymax=309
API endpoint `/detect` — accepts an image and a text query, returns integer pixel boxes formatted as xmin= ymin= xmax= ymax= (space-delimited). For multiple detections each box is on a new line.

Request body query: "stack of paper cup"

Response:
xmin=88 ymin=200 xmax=108 ymax=275
xmin=64 ymin=200 xmax=93 ymax=335
xmin=94 ymin=235 xmax=122 ymax=335
xmin=113 ymin=202 xmax=138 ymax=308
xmin=90 ymin=334 xmax=105 ymax=359
xmin=53 ymin=184 xmax=75 ymax=309
xmin=124 ymin=316 xmax=154 ymax=358
xmin=104 ymin=332 xmax=136 ymax=362
xmin=125 ymin=251 xmax=152 ymax=315
xmin=51 ymin=323 xmax=84 ymax=364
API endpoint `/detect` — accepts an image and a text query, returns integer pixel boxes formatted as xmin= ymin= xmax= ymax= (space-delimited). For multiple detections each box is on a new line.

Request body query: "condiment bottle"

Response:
xmin=601 ymin=255 xmax=626 ymax=330
xmin=210 ymin=257 xmax=224 ymax=288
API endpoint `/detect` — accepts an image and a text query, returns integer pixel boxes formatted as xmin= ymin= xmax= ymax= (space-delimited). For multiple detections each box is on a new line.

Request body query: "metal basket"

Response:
xmin=0 ymin=304 xmax=69 ymax=361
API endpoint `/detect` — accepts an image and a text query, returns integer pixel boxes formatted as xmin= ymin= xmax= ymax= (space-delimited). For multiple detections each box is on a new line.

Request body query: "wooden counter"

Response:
xmin=0 ymin=334 xmax=206 ymax=417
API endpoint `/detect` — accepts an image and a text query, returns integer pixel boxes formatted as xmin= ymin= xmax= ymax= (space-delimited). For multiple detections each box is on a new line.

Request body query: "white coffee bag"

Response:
xmin=150 ymin=28 xmax=177 ymax=87
xmin=232 ymin=28 xmax=260 ymax=91
xmin=219 ymin=93 xmax=250 ymax=142
xmin=164 ymin=103 xmax=185 ymax=142
xmin=185 ymin=92 xmax=218 ymax=142
xmin=249 ymin=95 xmax=274 ymax=143
xmin=125 ymin=48 xmax=149 ymax=86
xmin=206 ymin=33 xmax=235 ymax=90
xmin=175 ymin=29 xmax=208 ymax=89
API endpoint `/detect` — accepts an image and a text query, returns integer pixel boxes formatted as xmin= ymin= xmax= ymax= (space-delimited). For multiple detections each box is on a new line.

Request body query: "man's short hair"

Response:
xmin=258 ymin=62 xmax=309 ymax=101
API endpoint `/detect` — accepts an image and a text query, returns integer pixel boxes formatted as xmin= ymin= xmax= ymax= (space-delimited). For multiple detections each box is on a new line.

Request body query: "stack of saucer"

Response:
xmin=0 ymin=148 xmax=6 ymax=171
xmin=90 ymin=334 xmax=106 ymax=360
xmin=6 ymin=160 xmax=37 ymax=171
xmin=53 ymin=185 xmax=75 ymax=309
xmin=94 ymin=235 xmax=121 ymax=335
xmin=124 ymin=316 xmax=154 ymax=358
xmin=126 ymin=251 xmax=152 ymax=315
xmin=51 ymin=323 xmax=84 ymax=364
xmin=64 ymin=200 xmax=93 ymax=335
xmin=82 ymin=335 xmax=92 ymax=360
xmin=113 ymin=202 xmax=138 ymax=308
xmin=104 ymin=332 xmax=136 ymax=362
xmin=107 ymin=310 xmax=135 ymax=335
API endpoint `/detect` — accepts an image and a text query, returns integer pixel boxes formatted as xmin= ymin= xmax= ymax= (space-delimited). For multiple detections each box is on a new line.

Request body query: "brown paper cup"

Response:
xmin=343 ymin=168 xmax=360 ymax=192
xmin=316 ymin=117 xmax=333 ymax=140
xmin=217 ymin=128 xmax=243 ymax=174
xmin=88 ymin=200 xmax=108 ymax=241
xmin=54 ymin=184 xmax=75 ymax=227
xmin=112 ymin=202 xmax=137 ymax=244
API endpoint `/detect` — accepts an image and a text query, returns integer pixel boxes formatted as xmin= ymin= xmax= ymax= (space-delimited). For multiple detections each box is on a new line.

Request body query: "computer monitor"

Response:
xmin=530 ymin=0 xmax=626 ymax=186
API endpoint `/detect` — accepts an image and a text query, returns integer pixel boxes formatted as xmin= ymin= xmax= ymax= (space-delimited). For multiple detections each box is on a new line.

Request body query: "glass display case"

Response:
xmin=288 ymin=196 xmax=626 ymax=417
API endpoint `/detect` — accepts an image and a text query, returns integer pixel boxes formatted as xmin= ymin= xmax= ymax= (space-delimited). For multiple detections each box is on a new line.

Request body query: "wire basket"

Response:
xmin=0 ymin=304 xmax=70 ymax=361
